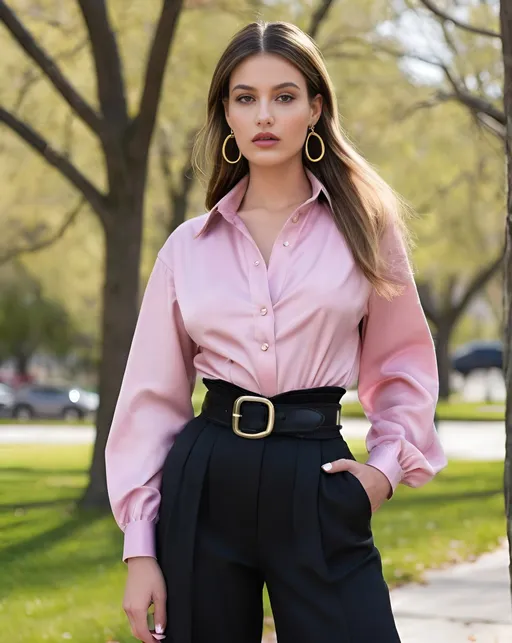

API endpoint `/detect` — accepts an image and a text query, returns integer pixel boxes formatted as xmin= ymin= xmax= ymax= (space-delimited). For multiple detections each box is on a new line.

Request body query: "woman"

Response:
xmin=105 ymin=20 xmax=447 ymax=643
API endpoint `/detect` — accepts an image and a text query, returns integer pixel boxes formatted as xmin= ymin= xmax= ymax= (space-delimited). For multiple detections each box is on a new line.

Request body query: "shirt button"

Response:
xmin=261 ymin=343 xmax=269 ymax=351
xmin=283 ymin=241 xmax=290 ymax=247
xmin=260 ymin=307 xmax=268 ymax=315
xmin=254 ymin=260 xmax=260 ymax=266
xmin=292 ymin=215 xmax=299 ymax=223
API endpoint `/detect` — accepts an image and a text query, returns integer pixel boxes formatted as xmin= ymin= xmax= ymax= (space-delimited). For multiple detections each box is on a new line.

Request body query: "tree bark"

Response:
xmin=499 ymin=0 xmax=512 ymax=604
xmin=308 ymin=0 xmax=337 ymax=39
xmin=79 ymin=190 xmax=144 ymax=508
xmin=169 ymin=179 xmax=193 ymax=236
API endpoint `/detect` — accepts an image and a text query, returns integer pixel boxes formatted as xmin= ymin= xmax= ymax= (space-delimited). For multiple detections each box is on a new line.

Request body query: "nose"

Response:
xmin=256 ymin=101 xmax=274 ymax=127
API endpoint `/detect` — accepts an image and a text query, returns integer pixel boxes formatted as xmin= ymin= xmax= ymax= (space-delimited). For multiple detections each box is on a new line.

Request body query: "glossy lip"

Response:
xmin=253 ymin=139 xmax=279 ymax=148
xmin=252 ymin=132 xmax=280 ymax=142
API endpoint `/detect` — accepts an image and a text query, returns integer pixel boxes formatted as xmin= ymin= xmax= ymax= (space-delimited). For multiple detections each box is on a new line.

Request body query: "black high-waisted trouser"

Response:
xmin=155 ymin=378 xmax=401 ymax=643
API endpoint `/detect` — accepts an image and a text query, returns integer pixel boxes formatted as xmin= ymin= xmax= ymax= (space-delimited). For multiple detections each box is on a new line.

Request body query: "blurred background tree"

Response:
xmin=0 ymin=263 xmax=77 ymax=377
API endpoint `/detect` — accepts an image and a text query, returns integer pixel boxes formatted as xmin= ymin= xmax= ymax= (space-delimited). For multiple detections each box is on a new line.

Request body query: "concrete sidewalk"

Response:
xmin=391 ymin=543 xmax=512 ymax=642
xmin=0 ymin=418 xmax=507 ymax=461
xmin=262 ymin=544 xmax=512 ymax=642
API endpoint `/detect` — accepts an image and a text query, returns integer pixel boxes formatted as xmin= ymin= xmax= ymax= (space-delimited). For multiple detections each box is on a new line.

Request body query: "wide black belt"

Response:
xmin=200 ymin=378 xmax=346 ymax=440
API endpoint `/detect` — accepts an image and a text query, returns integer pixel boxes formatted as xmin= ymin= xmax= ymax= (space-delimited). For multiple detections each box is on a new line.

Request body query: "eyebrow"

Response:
xmin=231 ymin=82 xmax=301 ymax=93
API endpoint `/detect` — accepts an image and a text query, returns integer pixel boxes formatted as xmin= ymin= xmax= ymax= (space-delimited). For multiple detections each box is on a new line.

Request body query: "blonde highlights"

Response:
xmin=193 ymin=21 xmax=411 ymax=299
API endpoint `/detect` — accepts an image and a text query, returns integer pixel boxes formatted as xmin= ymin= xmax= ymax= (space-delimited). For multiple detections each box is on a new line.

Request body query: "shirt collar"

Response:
xmin=196 ymin=168 xmax=333 ymax=237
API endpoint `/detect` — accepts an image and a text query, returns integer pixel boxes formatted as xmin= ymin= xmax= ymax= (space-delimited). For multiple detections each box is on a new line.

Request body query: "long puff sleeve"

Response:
xmin=105 ymin=254 xmax=197 ymax=562
xmin=358 ymin=223 xmax=447 ymax=494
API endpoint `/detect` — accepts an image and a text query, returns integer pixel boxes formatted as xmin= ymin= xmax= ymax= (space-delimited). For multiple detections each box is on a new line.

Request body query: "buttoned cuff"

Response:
xmin=366 ymin=444 xmax=403 ymax=498
xmin=122 ymin=520 xmax=157 ymax=563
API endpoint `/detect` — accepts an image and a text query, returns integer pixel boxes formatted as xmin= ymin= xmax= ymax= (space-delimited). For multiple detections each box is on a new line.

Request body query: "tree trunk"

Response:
xmin=499 ymin=0 xmax=512 ymax=603
xmin=168 ymin=185 xmax=191 ymax=236
xmin=79 ymin=191 xmax=143 ymax=509
xmin=0 ymin=0 xmax=185 ymax=512
xmin=435 ymin=323 xmax=452 ymax=400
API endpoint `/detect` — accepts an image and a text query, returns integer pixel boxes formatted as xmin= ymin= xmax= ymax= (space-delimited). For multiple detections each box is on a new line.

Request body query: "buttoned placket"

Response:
xmin=230 ymin=203 xmax=313 ymax=397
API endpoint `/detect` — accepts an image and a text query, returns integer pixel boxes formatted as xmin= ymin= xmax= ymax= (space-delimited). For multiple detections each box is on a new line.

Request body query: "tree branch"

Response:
xmin=476 ymin=112 xmax=506 ymax=139
xmin=0 ymin=198 xmax=85 ymax=267
xmin=76 ymin=0 xmax=128 ymax=129
xmin=368 ymin=38 xmax=505 ymax=131
xmin=17 ymin=6 xmax=79 ymax=35
xmin=454 ymin=249 xmax=505 ymax=319
xmin=357 ymin=37 xmax=448 ymax=73
xmin=437 ymin=88 xmax=505 ymax=125
xmin=0 ymin=2 xmax=102 ymax=136
xmin=308 ymin=0 xmax=336 ymax=40
xmin=415 ymin=170 xmax=472 ymax=215
xmin=417 ymin=0 xmax=500 ymax=40
xmin=0 ymin=106 xmax=107 ymax=221
xmin=398 ymin=96 xmax=444 ymax=121
xmin=321 ymin=33 xmax=368 ymax=56
xmin=130 ymin=0 xmax=185 ymax=158
xmin=13 ymin=37 xmax=89 ymax=113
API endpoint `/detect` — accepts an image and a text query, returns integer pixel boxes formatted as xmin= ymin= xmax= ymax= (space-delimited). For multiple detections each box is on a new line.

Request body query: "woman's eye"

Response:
xmin=235 ymin=94 xmax=294 ymax=103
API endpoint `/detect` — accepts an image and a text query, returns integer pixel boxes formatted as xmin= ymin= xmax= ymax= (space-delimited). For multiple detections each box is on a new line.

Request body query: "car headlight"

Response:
xmin=68 ymin=389 xmax=81 ymax=404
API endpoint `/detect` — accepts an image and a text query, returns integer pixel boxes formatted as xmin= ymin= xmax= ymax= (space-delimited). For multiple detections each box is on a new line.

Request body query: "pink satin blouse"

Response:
xmin=105 ymin=169 xmax=447 ymax=561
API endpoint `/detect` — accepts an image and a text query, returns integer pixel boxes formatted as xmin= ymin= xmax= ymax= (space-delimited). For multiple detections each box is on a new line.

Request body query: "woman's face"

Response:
xmin=224 ymin=53 xmax=322 ymax=167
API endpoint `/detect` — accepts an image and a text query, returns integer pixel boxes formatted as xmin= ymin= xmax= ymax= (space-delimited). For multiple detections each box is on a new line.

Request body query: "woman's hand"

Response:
xmin=123 ymin=556 xmax=167 ymax=642
xmin=321 ymin=459 xmax=392 ymax=513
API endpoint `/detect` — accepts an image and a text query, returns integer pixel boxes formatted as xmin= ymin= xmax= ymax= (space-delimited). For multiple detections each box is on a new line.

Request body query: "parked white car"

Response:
xmin=11 ymin=385 xmax=99 ymax=420
xmin=0 ymin=383 xmax=14 ymax=416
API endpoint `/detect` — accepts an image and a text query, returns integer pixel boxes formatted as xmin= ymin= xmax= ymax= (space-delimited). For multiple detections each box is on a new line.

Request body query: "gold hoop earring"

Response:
xmin=222 ymin=129 xmax=242 ymax=164
xmin=305 ymin=125 xmax=325 ymax=163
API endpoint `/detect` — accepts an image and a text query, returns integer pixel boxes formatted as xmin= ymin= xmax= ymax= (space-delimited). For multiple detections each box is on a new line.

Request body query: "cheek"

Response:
xmin=228 ymin=103 xmax=250 ymax=130
xmin=282 ymin=110 xmax=309 ymax=144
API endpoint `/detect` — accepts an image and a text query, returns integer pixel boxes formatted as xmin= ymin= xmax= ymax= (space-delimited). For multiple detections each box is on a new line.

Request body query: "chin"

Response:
xmin=244 ymin=150 xmax=297 ymax=168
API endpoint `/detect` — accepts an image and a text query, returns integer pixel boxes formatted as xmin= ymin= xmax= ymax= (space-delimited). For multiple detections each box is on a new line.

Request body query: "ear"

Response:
xmin=310 ymin=93 xmax=323 ymax=127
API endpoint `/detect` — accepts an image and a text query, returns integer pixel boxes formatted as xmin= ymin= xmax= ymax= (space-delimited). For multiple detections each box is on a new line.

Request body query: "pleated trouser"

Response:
xmin=155 ymin=380 xmax=401 ymax=643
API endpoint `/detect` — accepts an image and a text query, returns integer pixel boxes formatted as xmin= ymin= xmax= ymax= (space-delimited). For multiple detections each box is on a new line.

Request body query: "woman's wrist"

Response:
xmin=126 ymin=555 xmax=156 ymax=566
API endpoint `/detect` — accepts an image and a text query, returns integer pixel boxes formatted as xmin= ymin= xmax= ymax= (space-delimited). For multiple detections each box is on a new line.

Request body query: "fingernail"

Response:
xmin=155 ymin=624 xmax=164 ymax=634
xmin=321 ymin=463 xmax=332 ymax=471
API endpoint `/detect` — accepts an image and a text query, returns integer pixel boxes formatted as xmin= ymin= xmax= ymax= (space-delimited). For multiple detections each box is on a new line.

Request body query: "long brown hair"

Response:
xmin=193 ymin=21 xmax=411 ymax=299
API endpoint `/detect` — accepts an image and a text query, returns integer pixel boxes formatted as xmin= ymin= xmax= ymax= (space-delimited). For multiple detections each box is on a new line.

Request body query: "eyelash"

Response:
xmin=236 ymin=94 xmax=295 ymax=104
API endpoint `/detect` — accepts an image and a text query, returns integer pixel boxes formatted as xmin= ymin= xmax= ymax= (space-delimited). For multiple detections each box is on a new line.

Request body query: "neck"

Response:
xmin=242 ymin=157 xmax=312 ymax=212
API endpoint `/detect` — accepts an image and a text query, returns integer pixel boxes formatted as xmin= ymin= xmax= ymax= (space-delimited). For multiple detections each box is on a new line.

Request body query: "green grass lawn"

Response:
xmin=0 ymin=442 xmax=505 ymax=643
xmin=340 ymin=400 xmax=505 ymax=422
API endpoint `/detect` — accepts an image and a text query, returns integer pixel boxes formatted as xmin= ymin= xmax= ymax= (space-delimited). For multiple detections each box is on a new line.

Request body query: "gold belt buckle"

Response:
xmin=232 ymin=395 xmax=275 ymax=439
